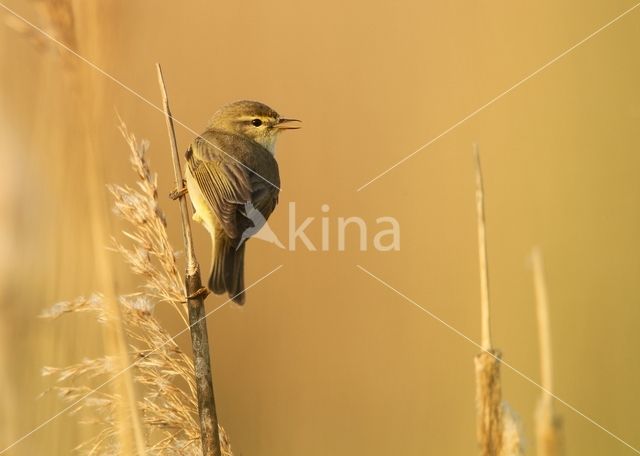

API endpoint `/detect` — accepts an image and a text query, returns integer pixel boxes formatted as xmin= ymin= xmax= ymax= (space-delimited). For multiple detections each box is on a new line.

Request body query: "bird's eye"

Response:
xmin=251 ymin=118 xmax=262 ymax=127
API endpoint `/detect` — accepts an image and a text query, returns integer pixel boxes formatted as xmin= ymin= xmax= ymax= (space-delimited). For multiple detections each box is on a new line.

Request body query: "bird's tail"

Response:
xmin=209 ymin=234 xmax=246 ymax=305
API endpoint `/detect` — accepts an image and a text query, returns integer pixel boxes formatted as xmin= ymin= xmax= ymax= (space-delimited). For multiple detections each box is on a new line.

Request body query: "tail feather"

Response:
xmin=209 ymin=233 xmax=227 ymax=295
xmin=225 ymin=243 xmax=245 ymax=304
xmin=208 ymin=234 xmax=246 ymax=305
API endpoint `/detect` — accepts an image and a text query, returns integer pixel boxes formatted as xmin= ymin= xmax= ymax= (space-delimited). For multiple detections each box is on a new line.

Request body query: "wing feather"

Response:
xmin=187 ymin=130 xmax=281 ymax=242
xmin=187 ymin=136 xmax=252 ymax=239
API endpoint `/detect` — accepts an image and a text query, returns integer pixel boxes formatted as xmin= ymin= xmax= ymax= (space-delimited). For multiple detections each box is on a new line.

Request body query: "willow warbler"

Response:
xmin=185 ymin=100 xmax=299 ymax=304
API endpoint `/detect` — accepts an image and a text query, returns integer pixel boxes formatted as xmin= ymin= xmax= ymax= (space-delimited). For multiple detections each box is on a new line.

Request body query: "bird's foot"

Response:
xmin=187 ymin=287 xmax=210 ymax=300
xmin=169 ymin=181 xmax=188 ymax=200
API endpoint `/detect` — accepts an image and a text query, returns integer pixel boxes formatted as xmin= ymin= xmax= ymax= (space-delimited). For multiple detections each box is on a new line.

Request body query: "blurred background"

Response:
xmin=1 ymin=0 xmax=640 ymax=454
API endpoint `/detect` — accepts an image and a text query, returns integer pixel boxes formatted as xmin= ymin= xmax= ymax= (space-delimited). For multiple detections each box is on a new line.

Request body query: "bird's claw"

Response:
xmin=187 ymin=287 xmax=210 ymax=300
xmin=169 ymin=181 xmax=188 ymax=200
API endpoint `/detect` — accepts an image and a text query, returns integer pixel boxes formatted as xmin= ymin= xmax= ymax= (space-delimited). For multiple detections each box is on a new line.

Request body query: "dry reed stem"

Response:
xmin=34 ymin=2 xmax=147 ymax=453
xmin=2 ymin=3 xmax=99 ymax=452
xmin=475 ymin=350 xmax=504 ymax=455
xmin=156 ymin=65 xmax=197 ymax=275
xmin=532 ymin=247 xmax=562 ymax=456
xmin=474 ymin=144 xmax=493 ymax=351
xmin=473 ymin=145 xmax=502 ymax=456
xmin=156 ymin=63 xmax=222 ymax=456
xmin=82 ymin=96 xmax=147 ymax=456
xmin=473 ymin=146 xmax=523 ymax=456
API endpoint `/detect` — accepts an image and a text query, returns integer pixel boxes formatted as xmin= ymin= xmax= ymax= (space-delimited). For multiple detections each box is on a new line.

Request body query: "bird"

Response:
xmin=183 ymin=100 xmax=300 ymax=304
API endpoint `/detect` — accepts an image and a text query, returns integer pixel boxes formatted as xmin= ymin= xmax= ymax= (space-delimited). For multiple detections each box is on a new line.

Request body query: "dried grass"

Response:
xmin=474 ymin=350 xmax=504 ymax=455
xmin=501 ymin=404 xmax=524 ymax=456
xmin=41 ymin=124 xmax=233 ymax=455
xmin=532 ymin=248 xmax=562 ymax=456
xmin=4 ymin=1 xmax=147 ymax=454
xmin=473 ymin=146 xmax=523 ymax=456
xmin=535 ymin=403 xmax=562 ymax=456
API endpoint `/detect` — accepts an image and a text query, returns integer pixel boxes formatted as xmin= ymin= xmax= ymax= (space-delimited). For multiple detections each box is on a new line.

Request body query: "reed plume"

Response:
xmin=41 ymin=123 xmax=233 ymax=455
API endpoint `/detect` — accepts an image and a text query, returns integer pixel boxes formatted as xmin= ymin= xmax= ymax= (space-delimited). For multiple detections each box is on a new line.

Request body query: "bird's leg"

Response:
xmin=169 ymin=179 xmax=188 ymax=200
xmin=187 ymin=287 xmax=210 ymax=300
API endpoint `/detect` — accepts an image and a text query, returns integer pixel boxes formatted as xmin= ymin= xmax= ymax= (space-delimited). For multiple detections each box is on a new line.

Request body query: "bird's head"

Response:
xmin=208 ymin=100 xmax=300 ymax=155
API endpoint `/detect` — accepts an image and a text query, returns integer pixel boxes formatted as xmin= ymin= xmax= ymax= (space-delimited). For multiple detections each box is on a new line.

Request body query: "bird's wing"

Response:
xmin=186 ymin=135 xmax=252 ymax=239
xmin=249 ymin=178 xmax=279 ymax=221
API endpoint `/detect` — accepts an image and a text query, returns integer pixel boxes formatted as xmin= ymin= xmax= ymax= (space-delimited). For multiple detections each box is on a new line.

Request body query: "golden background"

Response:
xmin=1 ymin=0 xmax=639 ymax=454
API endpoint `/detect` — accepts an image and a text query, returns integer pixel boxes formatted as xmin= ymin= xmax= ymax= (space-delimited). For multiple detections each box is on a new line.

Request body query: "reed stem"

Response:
xmin=473 ymin=145 xmax=505 ymax=455
xmin=532 ymin=247 xmax=562 ymax=456
xmin=474 ymin=144 xmax=492 ymax=351
xmin=156 ymin=63 xmax=222 ymax=456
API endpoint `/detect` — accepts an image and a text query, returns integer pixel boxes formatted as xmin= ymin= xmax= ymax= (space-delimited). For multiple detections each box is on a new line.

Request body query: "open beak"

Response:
xmin=275 ymin=118 xmax=302 ymax=130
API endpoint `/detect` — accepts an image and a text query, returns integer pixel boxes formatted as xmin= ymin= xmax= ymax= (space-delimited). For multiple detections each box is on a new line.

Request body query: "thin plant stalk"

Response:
xmin=472 ymin=146 xmax=523 ymax=456
xmin=474 ymin=144 xmax=492 ymax=351
xmin=532 ymin=247 xmax=562 ymax=456
xmin=64 ymin=2 xmax=146 ymax=451
xmin=473 ymin=145 xmax=504 ymax=455
xmin=156 ymin=63 xmax=222 ymax=456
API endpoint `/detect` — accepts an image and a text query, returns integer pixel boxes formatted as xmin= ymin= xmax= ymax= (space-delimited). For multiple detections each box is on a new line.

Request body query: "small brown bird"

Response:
xmin=185 ymin=100 xmax=299 ymax=304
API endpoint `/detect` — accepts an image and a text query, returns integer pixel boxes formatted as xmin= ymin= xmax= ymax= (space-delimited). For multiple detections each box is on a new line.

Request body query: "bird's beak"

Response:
xmin=275 ymin=118 xmax=302 ymax=130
